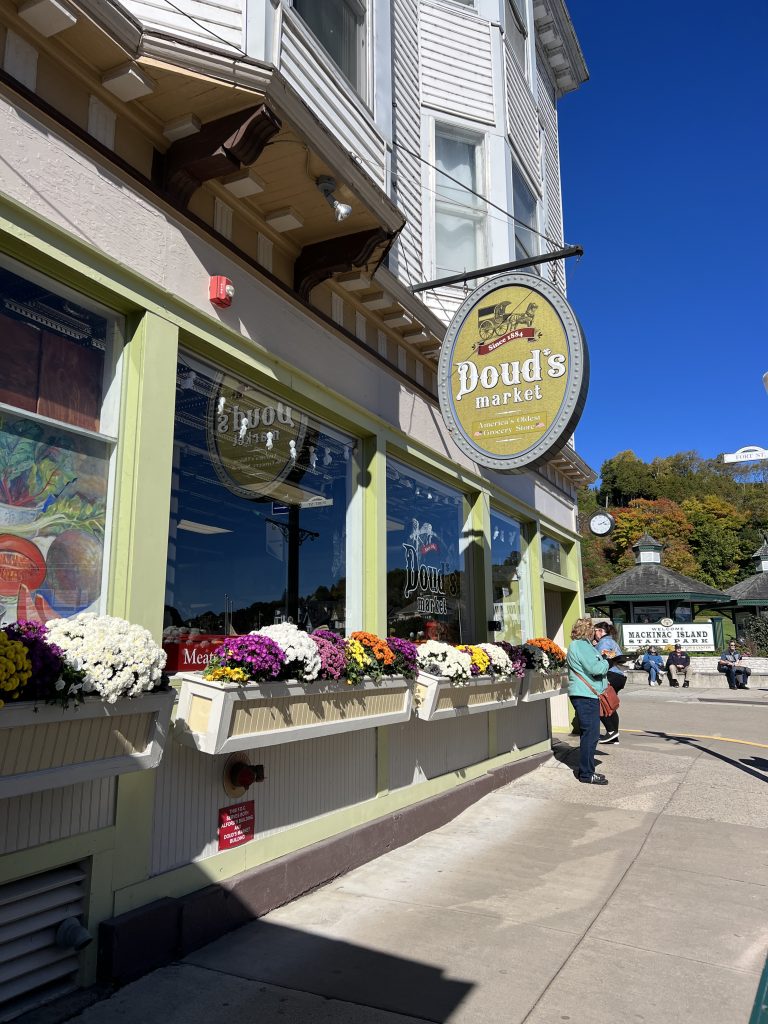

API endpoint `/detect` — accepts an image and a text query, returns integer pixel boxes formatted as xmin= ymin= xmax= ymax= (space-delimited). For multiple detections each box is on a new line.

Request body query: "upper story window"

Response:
xmin=541 ymin=535 xmax=564 ymax=575
xmin=0 ymin=259 xmax=122 ymax=623
xmin=512 ymin=162 xmax=539 ymax=261
xmin=434 ymin=124 xmax=486 ymax=276
xmin=293 ymin=0 xmax=366 ymax=94
xmin=506 ymin=0 xmax=529 ymax=75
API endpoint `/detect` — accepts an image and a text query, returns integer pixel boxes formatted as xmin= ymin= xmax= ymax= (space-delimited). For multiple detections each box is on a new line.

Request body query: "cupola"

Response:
xmin=632 ymin=533 xmax=663 ymax=565
xmin=753 ymin=538 xmax=768 ymax=574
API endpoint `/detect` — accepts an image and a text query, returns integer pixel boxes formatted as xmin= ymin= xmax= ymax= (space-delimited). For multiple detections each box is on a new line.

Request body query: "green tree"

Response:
xmin=597 ymin=451 xmax=657 ymax=506
xmin=680 ymin=496 xmax=748 ymax=589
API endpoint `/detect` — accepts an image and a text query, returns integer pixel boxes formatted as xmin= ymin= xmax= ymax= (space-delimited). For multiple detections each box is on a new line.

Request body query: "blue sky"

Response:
xmin=558 ymin=0 xmax=768 ymax=477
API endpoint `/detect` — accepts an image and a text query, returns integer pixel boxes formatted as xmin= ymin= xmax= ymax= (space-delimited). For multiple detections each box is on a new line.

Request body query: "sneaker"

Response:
xmin=669 ymin=681 xmax=679 ymax=687
xmin=649 ymin=681 xmax=659 ymax=686
xmin=579 ymin=774 xmax=608 ymax=785
xmin=599 ymin=732 xmax=620 ymax=744
xmin=738 ymin=685 xmax=750 ymax=690
xmin=682 ymin=682 xmax=689 ymax=688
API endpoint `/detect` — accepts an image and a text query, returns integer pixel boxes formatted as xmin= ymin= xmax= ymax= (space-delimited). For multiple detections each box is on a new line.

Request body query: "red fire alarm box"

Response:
xmin=209 ymin=276 xmax=235 ymax=307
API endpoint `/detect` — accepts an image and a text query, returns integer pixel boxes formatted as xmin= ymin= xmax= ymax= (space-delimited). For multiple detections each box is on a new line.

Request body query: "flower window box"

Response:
xmin=413 ymin=672 xmax=522 ymax=722
xmin=520 ymin=667 xmax=569 ymax=702
xmin=0 ymin=689 xmax=175 ymax=798
xmin=173 ymin=673 xmax=413 ymax=754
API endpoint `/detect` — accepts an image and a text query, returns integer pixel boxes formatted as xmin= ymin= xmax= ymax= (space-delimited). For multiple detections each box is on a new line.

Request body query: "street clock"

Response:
xmin=588 ymin=512 xmax=615 ymax=537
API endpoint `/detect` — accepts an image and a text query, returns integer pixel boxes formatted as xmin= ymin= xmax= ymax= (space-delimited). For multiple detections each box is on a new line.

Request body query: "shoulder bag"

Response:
xmin=573 ymin=670 xmax=620 ymax=717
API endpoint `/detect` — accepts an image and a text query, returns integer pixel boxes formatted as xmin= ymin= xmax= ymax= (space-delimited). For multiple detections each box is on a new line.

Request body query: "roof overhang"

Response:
xmin=533 ymin=0 xmax=589 ymax=97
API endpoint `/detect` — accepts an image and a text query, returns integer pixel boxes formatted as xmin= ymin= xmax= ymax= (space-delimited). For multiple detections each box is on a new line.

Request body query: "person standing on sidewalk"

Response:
xmin=593 ymin=621 xmax=625 ymax=745
xmin=717 ymin=641 xmax=751 ymax=689
xmin=665 ymin=643 xmax=691 ymax=687
xmin=567 ymin=618 xmax=610 ymax=786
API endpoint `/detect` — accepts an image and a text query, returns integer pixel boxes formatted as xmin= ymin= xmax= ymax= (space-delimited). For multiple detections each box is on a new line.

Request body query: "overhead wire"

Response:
xmin=156 ymin=0 xmax=249 ymax=58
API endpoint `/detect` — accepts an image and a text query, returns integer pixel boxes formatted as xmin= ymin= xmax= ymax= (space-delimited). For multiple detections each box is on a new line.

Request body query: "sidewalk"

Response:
xmin=67 ymin=719 xmax=768 ymax=1024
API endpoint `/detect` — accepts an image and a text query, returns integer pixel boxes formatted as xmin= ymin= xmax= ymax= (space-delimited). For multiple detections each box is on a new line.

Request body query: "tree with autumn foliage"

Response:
xmin=579 ymin=449 xmax=768 ymax=591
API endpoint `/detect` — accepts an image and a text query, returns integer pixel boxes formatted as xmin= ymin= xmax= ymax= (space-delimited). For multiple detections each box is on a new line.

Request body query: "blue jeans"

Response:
xmin=571 ymin=696 xmax=600 ymax=779
xmin=646 ymin=664 xmax=662 ymax=683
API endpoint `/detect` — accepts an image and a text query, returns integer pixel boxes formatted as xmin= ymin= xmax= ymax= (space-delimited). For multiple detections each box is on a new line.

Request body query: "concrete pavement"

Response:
xmin=66 ymin=686 xmax=768 ymax=1024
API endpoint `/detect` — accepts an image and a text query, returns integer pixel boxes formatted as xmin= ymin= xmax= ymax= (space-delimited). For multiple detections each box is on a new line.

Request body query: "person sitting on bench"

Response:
xmin=717 ymin=641 xmax=751 ymax=690
xmin=641 ymin=646 xmax=665 ymax=686
xmin=665 ymin=644 xmax=691 ymax=687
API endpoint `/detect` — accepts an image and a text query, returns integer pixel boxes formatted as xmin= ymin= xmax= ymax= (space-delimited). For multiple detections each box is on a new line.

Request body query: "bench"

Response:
xmin=628 ymin=656 xmax=768 ymax=689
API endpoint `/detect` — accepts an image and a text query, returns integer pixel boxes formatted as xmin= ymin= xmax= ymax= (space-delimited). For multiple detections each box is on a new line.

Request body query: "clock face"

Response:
xmin=589 ymin=513 xmax=614 ymax=536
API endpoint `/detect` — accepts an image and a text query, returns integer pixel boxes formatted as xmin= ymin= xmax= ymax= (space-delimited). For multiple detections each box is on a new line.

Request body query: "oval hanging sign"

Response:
xmin=437 ymin=273 xmax=589 ymax=472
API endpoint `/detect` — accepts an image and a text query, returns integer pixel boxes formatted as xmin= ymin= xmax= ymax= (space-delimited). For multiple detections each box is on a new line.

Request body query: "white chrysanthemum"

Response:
xmin=45 ymin=613 xmax=166 ymax=703
xmin=251 ymin=623 xmax=321 ymax=682
xmin=540 ymin=651 xmax=550 ymax=670
xmin=416 ymin=640 xmax=472 ymax=683
xmin=478 ymin=643 xmax=515 ymax=676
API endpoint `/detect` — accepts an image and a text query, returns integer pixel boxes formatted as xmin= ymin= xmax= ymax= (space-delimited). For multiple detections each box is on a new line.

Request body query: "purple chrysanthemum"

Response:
xmin=385 ymin=636 xmax=419 ymax=679
xmin=312 ymin=629 xmax=347 ymax=651
xmin=312 ymin=635 xmax=347 ymax=680
xmin=211 ymin=635 xmax=285 ymax=681
xmin=489 ymin=641 xmax=527 ymax=679
xmin=3 ymin=620 xmax=64 ymax=701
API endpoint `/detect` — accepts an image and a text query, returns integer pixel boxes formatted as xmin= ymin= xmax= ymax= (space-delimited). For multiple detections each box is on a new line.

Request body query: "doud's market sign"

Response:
xmin=621 ymin=623 xmax=715 ymax=651
xmin=437 ymin=274 xmax=588 ymax=471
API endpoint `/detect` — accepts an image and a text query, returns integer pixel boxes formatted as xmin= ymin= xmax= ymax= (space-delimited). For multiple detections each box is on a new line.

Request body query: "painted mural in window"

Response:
xmin=386 ymin=461 xmax=467 ymax=643
xmin=164 ymin=354 xmax=357 ymax=671
xmin=0 ymin=262 xmax=118 ymax=626
xmin=490 ymin=510 xmax=529 ymax=645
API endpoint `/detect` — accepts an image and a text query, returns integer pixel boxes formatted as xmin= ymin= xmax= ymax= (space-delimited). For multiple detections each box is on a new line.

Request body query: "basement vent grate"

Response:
xmin=0 ymin=863 xmax=88 ymax=1022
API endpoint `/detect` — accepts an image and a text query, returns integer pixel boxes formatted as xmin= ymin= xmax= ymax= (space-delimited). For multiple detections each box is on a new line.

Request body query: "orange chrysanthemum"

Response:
xmin=525 ymin=637 xmax=567 ymax=665
xmin=350 ymin=631 xmax=396 ymax=665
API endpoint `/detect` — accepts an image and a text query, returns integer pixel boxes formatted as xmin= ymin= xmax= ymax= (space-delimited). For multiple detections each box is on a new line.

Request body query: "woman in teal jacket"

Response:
xmin=567 ymin=618 xmax=610 ymax=785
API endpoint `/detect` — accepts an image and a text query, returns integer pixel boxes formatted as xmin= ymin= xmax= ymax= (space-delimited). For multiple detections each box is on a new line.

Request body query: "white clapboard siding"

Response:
xmin=505 ymin=38 xmax=539 ymax=184
xmin=388 ymin=713 xmax=489 ymax=790
xmin=391 ymin=0 xmax=423 ymax=287
xmin=419 ymin=1 xmax=495 ymax=125
xmin=0 ymin=780 xmax=115 ymax=857
xmin=537 ymin=66 xmax=565 ymax=289
xmin=280 ymin=13 xmax=387 ymax=186
xmin=422 ymin=284 xmax=464 ymax=327
xmin=120 ymin=0 xmax=244 ymax=51
xmin=496 ymin=699 xmax=548 ymax=753
xmin=151 ymin=729 xmax=376 ymax=874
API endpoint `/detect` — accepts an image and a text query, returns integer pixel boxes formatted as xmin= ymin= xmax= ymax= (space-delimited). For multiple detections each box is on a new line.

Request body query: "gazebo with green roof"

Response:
xmin=725 ymin=540 xmax=768 ymax=632
xmin=585 ymin=534 xmax=730 ymax=642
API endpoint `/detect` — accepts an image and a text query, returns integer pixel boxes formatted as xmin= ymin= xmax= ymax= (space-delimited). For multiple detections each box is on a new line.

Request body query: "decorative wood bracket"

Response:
xmin=162 ymin=104 xmax=281 ymax=207
xmin=294 ymin=228 xmax=391 ymax=302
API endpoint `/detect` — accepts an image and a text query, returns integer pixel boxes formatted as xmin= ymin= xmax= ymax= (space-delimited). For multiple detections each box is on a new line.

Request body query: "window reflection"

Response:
xmin=386 ymin=461 xmax=467 ymax=643
xmin=164 ymin=354 xmax=356 ymax=667
xmin=490 ymin=510 xmax=529 ymax=644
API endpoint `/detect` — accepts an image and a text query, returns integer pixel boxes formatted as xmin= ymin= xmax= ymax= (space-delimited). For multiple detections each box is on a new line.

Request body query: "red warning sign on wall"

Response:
xmin=218 ymin=801 xmax=255 ymax=851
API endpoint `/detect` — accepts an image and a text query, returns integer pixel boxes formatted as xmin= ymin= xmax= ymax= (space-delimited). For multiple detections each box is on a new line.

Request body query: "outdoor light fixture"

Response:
xmin=316 ymin=176 xmax=352 ymax=222
xmin=763 ymin=370 xmax=768 ymax=396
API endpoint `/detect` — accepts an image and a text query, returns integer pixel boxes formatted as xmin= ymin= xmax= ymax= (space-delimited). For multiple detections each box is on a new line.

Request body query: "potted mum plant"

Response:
xmin=413 ymin=640 xmax=524 ymax=721
xmin=519 ymin=637 xmax=569 ymax=702
xmin=173 ymin=626 xmax=418 ymax=754
xmin=0 ymin=614 xmax=173 ymax=798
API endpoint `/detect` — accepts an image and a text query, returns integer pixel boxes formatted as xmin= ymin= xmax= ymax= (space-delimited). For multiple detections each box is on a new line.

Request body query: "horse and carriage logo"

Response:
xmin=472 ymin=300 xmax=541 ymax=355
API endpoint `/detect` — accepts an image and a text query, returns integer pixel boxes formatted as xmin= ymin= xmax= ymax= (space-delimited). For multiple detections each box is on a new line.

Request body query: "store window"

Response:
xmin=512 ymin=163 xmax=538 ymax=262
xmin=386 ymin=461 xmax=468 ymax=642
xmin=490 ymin=510 xmax=530 ymax=645
xmin=435 ymin=124 xmax=486 ymax=277
xmin=0 ymin=260 xmax=121 ymax=625
xmin=163 ymin=354 xmax=358 ymax=668
xmin=541 ymin=535 xmax=563 ymax=574
xmin=293 ymin=0 xmax=366 ymax=94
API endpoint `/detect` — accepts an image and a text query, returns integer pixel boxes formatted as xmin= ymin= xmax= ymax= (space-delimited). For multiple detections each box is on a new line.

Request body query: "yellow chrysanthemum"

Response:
xmin=457 ymin=644 xmax=491 ymax=674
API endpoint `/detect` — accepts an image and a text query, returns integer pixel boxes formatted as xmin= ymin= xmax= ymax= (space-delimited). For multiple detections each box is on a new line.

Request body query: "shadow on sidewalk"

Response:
xmin=638 ymin=732 xmax=768 ymax=784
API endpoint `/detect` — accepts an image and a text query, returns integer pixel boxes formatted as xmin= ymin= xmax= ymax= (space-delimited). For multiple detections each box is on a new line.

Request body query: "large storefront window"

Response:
xmin=0 ymin=261 xmax=120 ymax=625
xmin=490 ymin=509 xmax=530 ymax=645
xmin=386 ymin=461 xmax=467 ymax=642
xmin=164 ymin=353 xmax=357 ymax=664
